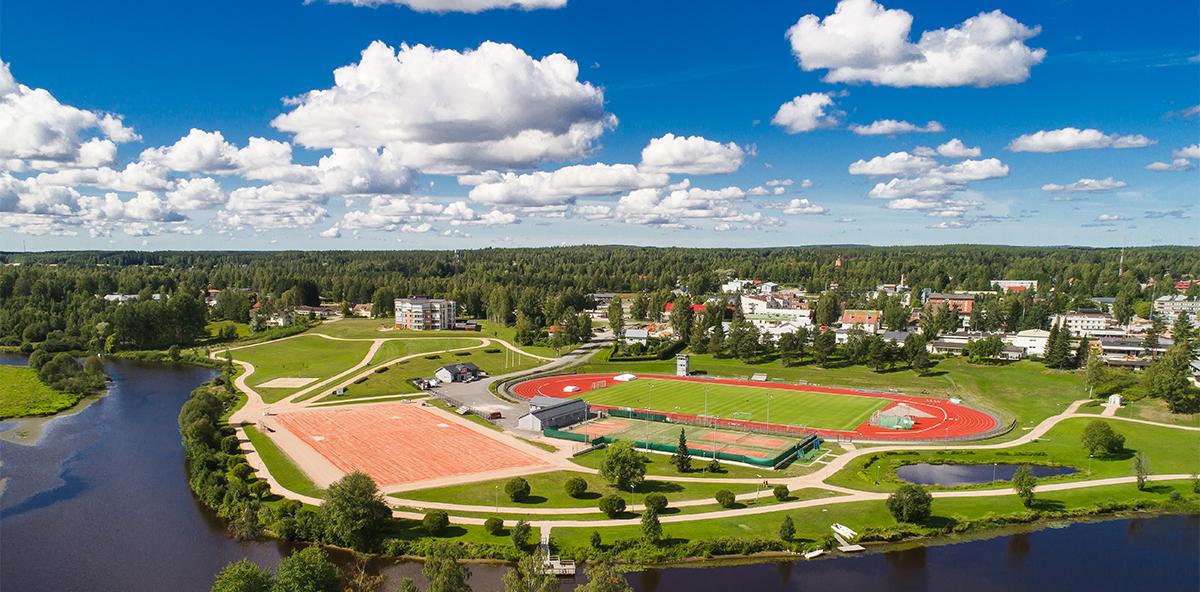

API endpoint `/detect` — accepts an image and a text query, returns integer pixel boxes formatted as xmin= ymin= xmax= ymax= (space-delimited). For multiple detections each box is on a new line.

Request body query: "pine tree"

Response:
xmin=1073 ymin=336 xmax=1090 ymax=369
xmin=671 ymin=428 xmax=691 ymax=473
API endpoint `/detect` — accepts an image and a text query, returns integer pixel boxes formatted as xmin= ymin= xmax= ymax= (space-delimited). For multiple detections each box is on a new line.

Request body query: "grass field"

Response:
xmin=569 ymin=446 xmax=826 ymax=479
xmin=243 ymin=425 xmax=325 ymax=499
xmin=579 ymin=378 xmax=888 ymax=431
xmin=318 ymin=345 xmax=540 ymax=402
xmin=0 ymin=366 xmax=83 ymax=419
xmin=205 ymin=320 xmax=250 ymax=339
xmin=478 ymin=322 xmax=560 ymax=359
xmin=368 ymin=338 xmax=484 ymax=365
xmin=552 ymin=480 xmax=1198 ymax=551
xmin=230 ymin=335 xmax=373 ymax=403
xmin=397 ymin=470 xmax=759 ymax=509
xmin=577 ymin=355 xmax=1085 ymax=431
xmin=825 ymin=416 xmax=1200 ymax=492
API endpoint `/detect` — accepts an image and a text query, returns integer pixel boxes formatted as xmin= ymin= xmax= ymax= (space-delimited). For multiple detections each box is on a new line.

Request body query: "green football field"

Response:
xmin=578 ymin=378 xmax=889 ymax=431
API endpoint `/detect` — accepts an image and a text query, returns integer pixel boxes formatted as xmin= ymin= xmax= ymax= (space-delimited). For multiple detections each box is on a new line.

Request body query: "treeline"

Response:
xmin=1 ymin=246 xmax=1196 ymax=354
xmin=27 ymin=349 xmax=107 ymax=395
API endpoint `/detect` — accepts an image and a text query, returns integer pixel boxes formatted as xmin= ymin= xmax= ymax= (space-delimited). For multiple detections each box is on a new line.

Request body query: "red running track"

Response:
xmin=513 ymin=373 xmax=999 ymax=442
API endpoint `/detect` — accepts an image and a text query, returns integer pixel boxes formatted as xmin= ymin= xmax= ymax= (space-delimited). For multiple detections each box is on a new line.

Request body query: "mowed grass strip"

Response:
xmin=580 ymin=378 xmax=888 ymax=431
xmin=231 ymin=335 xmax=373 ymax=403
xmin=397 ymin=470 xmax=758 ymax=509
xmin=368 ymin=338 xmax=484 ymax=365
xmin=243 ymin=425 xmax=325 ymax=499
xmin=0 ymin=365 xmax=84 ymax=419
xmin=320 ymin=346 xmax=540 ymax=403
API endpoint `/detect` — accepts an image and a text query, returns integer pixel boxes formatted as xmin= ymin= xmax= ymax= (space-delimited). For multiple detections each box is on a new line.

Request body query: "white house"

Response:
xmin=434 ymin=362 xmax=481 ymax=383
xmin=622 ymin=328 xmax=649 ymax=346
xmin=1007 ymin=329 xmax=1051 ymax=357
xmin=1154 ymin=295 xmax=1200 ymax=321
xmin=721 ymin=279 xmax=753 ymax=293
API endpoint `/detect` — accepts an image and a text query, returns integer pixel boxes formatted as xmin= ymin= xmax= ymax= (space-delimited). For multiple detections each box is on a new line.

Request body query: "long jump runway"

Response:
xmin=275 ymin=402 xmax=551 ymax=489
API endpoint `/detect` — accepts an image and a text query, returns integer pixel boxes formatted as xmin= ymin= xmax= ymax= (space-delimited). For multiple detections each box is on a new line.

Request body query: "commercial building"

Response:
xmin=395 ymin=297 xmax=457 ymax=330
xmin=518 ymin=397 xmax=589 ymax=431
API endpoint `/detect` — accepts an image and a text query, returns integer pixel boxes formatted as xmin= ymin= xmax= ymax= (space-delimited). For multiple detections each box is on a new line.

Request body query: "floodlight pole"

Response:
xmin=495 ymin=484 xmax=499 ymax=512
xmin=767 ymin=393 xmax=772 ymax=427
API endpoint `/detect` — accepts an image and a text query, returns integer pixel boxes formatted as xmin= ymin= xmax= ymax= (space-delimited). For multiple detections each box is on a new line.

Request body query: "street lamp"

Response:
xmin=755 ymin=473 xmax=763 ymax=504
xmin=495 ymin=484 xmax=499 ymax=512
xmin=992 ymin=462 xmax=997 ymax=485
xmin=1089 ymin=453 xmax=1094 ymax=476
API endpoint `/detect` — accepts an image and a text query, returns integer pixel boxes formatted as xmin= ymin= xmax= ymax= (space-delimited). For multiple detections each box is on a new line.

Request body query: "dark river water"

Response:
xmin=1 ymin=358 xmax=1197 ymax=591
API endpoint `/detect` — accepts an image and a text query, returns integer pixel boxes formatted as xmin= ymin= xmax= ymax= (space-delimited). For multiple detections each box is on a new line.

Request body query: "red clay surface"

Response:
xmin=513 ymin=373 xmax=999 ymax=442
xmin=699 ymin=431 xmax=791 ymax=449
xmin=571 ymin=418 xmax=634 ymax=439
xmin=276 ymin=402 xmax=550 ymax=487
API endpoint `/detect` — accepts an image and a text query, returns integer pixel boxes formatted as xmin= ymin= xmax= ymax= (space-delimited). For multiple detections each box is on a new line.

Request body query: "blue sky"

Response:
xmin=0 ymin=0 xmax=1196 ymax=250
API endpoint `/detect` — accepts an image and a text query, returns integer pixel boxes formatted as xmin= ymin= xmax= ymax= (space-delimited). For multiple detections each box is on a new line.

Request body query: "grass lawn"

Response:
xmin=320 ymin=346 xmax=539 ymax=402
xmin=1116 ymin=398 xmax=1200 ymax=427
xmin=577 ymin=355 xmax=1085 ymax=430
xmin=0 ymin=366 xmax=83 ymax=419
xmin=206 ymin=320 xmax=251 ymax=339
xmin=230 ymin=335 xmax=374 ymax=403
xmin=305 ymin=318 xmax=464 ymax=340
xmin=478 ymin=321 xmax=560 ymax=359
xmin=368 ymin=338 xmax=485 ymax=365
xmin=418 ymin=488 xmax=841 ymax=521
xmin=569 ymin=447 xmax=825 ymax=479
xmin=552 ymin=480 xmax=1198 ymax=551
xmin=825 ymin=416 xmax=1200 ymax=493
xmin=243 ymin=425 xmax=326 ymax=499
xmin=579 ymin=378 xmax=888 ymax=431
xmin=396 ymin=470 xmax=760 ymax=509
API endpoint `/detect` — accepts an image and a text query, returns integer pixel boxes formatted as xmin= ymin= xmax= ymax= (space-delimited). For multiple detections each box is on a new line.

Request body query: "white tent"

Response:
xmin=613 ymin=373 xmax=637 ymax=382
xmin=563 ymin=385 xmax=581 ymax=393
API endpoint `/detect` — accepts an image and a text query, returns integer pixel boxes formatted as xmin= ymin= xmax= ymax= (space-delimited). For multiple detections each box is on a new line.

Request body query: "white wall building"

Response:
xmin=991 ymin=280 xmax=1038 ymax=291
xmin=1051 ymin=313 xmax=1111 ymax=337
xmin=1007 ymin=329 xmax=1050 ymax=357
xmin=1154 ymin=295 xmax=1200 ymax=321
xmin=395 ymin=297 xmax=457 ymax=330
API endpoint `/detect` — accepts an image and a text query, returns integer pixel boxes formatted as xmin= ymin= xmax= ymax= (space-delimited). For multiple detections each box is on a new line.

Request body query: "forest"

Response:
xmin=0 ymin=245 xmax=1196 ymax=356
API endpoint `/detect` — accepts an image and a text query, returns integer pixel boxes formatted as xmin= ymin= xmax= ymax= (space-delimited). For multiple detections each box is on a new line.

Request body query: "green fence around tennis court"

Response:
xmin=543 ymin=425 xmax=821 ymax=469
xmin=606 ymin=408 xmax=669 ymax=422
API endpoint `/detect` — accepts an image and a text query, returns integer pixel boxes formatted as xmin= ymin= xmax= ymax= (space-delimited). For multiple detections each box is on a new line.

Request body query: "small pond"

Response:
xmin=896 ymin=463 xmax=1077 ymax=486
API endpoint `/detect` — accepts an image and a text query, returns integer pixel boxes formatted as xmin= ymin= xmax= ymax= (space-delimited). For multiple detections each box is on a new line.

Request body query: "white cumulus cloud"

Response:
xmin=936 ymin=138 xmax=981 ymax=158
xmin=786 ymin=0 xmax=1045 ymax=87
xmin=1007 ymin=127 xmax=1155 ymax=153
xmin=772 ymin=93 xmax=840 ymax=134
xmin=462 ymin=163 xmax=668 ymax=206
xmin=1041 ymin=177 xmax=1128 ymax=193
xmin=849 ymin=119 xmax=944 ymax=135
xmin=638 ymin=133 xmax=745 ymax=174
xmin=272 ymin=41 xmax=615 ymax=174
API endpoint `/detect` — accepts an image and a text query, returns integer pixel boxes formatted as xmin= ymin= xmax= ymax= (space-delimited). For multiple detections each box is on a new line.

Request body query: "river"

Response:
xmin=1 ymin=359 xmax=1196 ymax=591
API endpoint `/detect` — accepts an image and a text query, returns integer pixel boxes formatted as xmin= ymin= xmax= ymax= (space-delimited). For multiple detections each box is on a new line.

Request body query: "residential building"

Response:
xmin=395 ymin=297 xmax=457 ymax=330
xmin=875 ymin=283 xmax=912 ymax=306
xmin=1174 ymin=280 xmax=1200 ymax=291
xmin=1153 ymin=295 xmax=1200 ymax=321
xmin=434 ymin=362 xmax=481 ymax=383
xmin=991 ymin=280 xmax=1038 ymax=292
xmin=295 ymin=305 xmax=339 ymax=318
xmin=720 ymin=279 xmax=753 ymax=293
xmin=622 ymin=328 xmax=649 ymax=345
xmin=758 ymin=281 xmax=779 ymax=294
xmin=1051 ymin=312 xmax=1112 ymax=337
xmin=1007 ymin=329 xmax=1050 ymax=357
xmin=926 ymin=292 xmax=975 ymax=314
xmin=589 ymin=293 xmax=617 ymax=307
xmin=839 ymin=309 xmax=882 ymax=333
xmin=1098 ymin=337 xmax=1173 ymax=357
xmin=352 ymin=303 xmax=374 ymax=318
xmin=518 ymin=397 xmax=588 ymax=431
